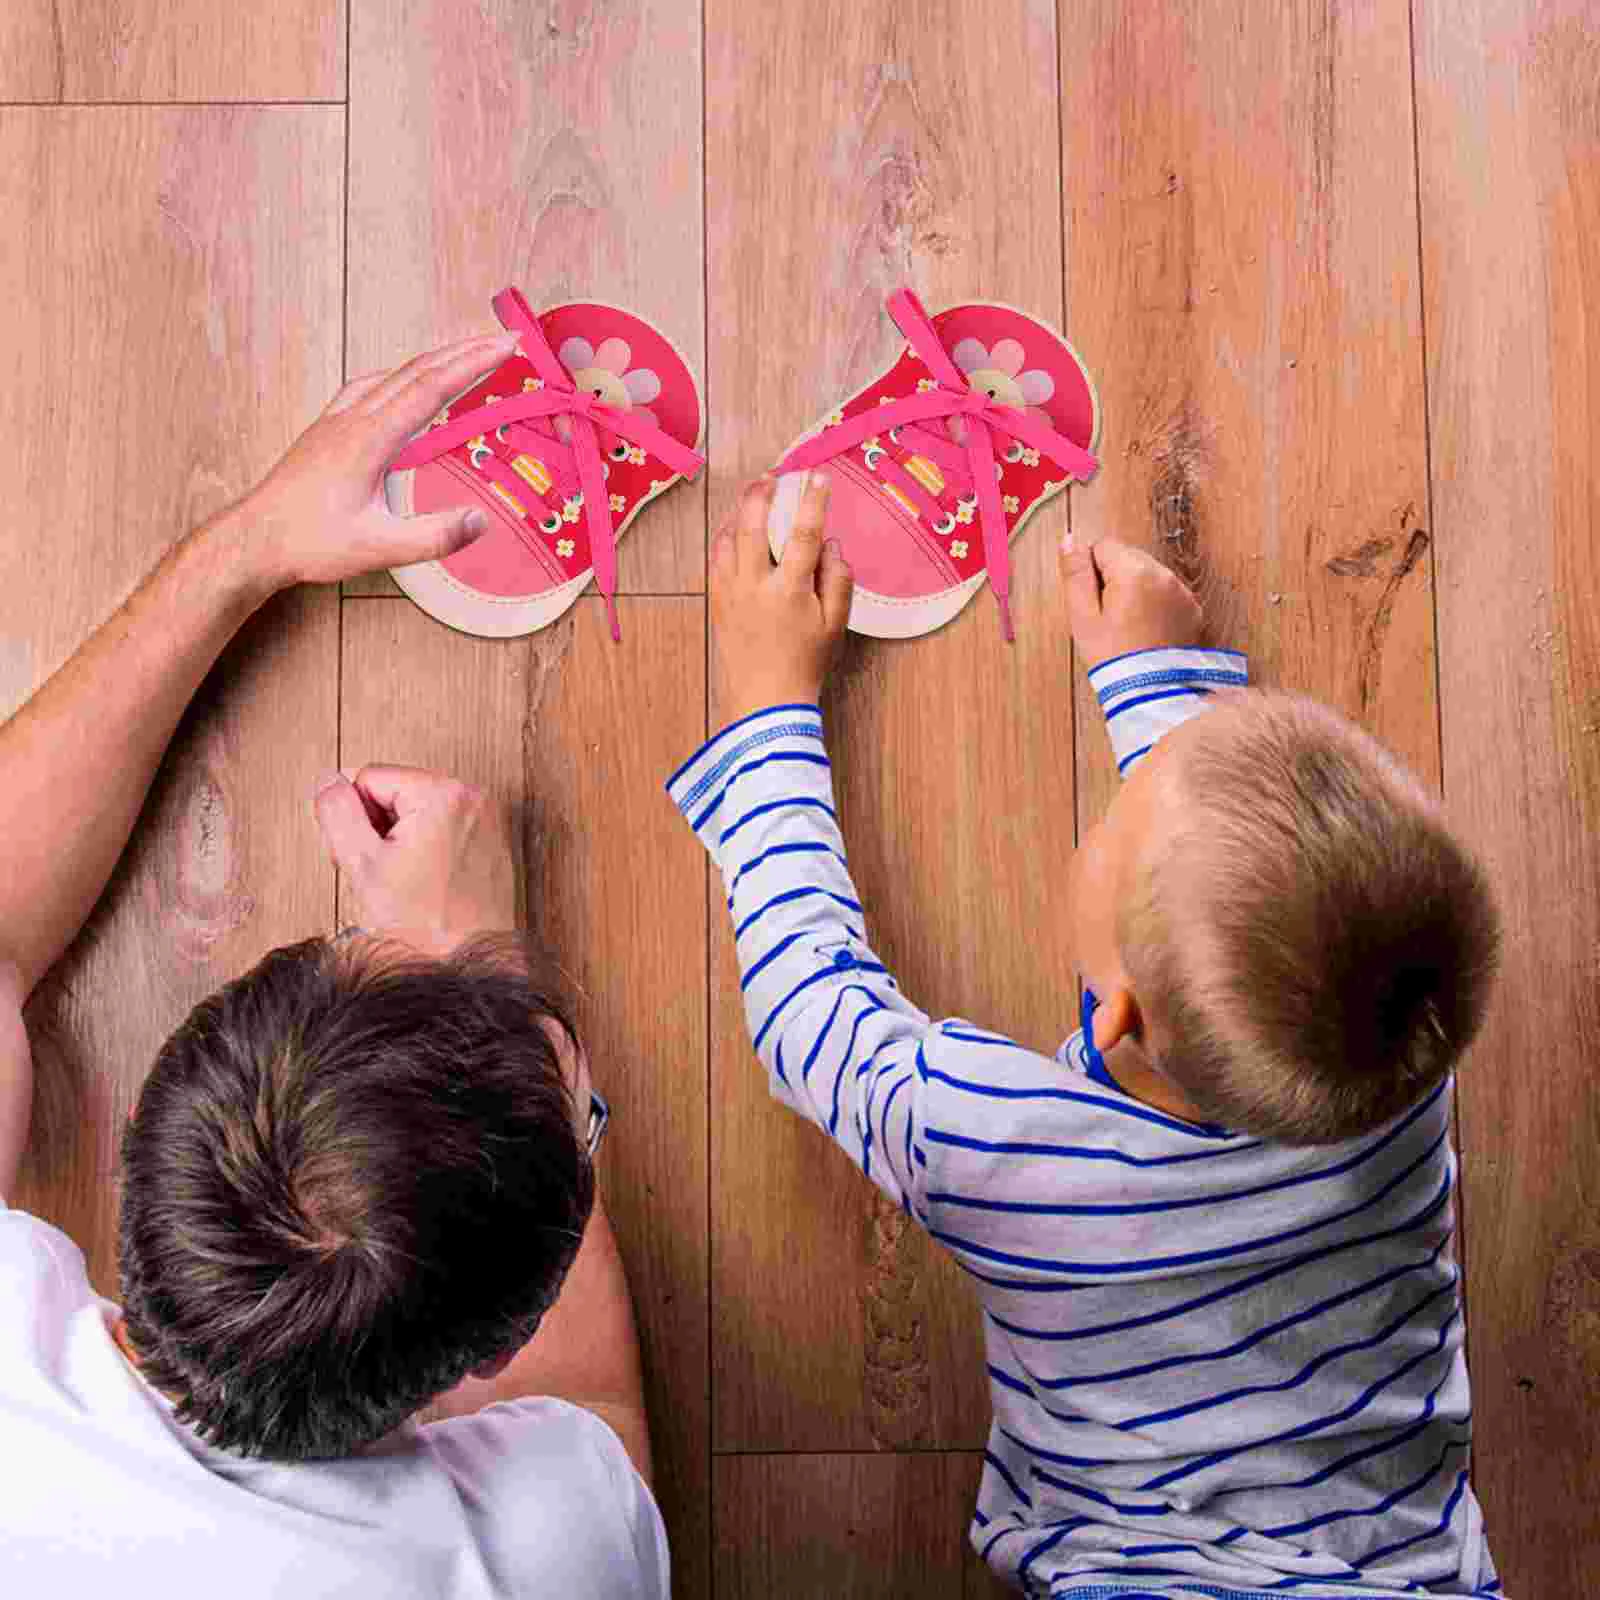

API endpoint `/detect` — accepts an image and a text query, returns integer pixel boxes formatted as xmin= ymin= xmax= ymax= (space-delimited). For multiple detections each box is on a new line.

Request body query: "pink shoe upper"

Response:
xmin=777 ymin=288 xmax=1099 ymax=638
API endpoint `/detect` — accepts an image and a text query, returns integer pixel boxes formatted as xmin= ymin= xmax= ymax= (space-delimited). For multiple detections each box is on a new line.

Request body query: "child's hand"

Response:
xmin=711 ymin=476 xmax=853 ymax=724
xmin=1060 ymin=535 xmax=1204 ymax=669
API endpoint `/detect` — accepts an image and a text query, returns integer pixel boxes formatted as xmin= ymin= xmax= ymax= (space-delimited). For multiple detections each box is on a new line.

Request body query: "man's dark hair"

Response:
xmin=118 ymin=932 xmax=594 ymax=1461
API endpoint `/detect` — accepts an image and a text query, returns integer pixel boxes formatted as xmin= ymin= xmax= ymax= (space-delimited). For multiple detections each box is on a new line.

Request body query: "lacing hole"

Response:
xmin=496 ymin=424 xmax=510 ymax=443
xmin=888 ymin=426 xmax=901 ymax=444
xmin=1004 ymin=442 xmax=1025 ymax=464
xmin=863 ymin=445 xmax=885 ymax=470
xmin=540 ymin=515 xmax=562 ymax=534
xmin=933 ymin=514 xmax=956 ymax=534
xmin=468 ymin=444 xmax=492 ymax=469
xmin=609 ymin=443 xmax=629 ymax=462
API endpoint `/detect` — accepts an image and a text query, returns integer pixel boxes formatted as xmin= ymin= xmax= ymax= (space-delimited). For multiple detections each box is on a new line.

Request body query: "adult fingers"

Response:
xmin=313 ymin=773 xmax=382 ymax=871
xmin=381 ymin=504 xmax=491 ymax=566
xmin=1059 ymin=533 xmax=1104 ymax=625
xmin=362 ymin=333 xmax=519 ymax=447
xmin=352 ymin=764 xmax=468 ymax=820
xmin=777 ymin=472 xmax=830 ymax=589
xmin=325 ymin=370 xmax=389 ymax=417
xmin=817 ymin=536 xmax=854 ymax=633
xmin=732 ymin=477 xmax=778 ymax=575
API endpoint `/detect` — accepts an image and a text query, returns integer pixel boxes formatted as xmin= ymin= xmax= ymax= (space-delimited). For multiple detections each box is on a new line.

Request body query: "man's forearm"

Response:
xmin=0 ymin=510 xmax=277 ymax=996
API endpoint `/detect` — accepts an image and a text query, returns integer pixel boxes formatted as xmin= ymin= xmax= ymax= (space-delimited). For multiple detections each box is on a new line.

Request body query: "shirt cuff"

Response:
xmin=666 ymin=704 xmax=829 ymax=854
xmin=1088 ymin=647 xmax=1250 ymax=775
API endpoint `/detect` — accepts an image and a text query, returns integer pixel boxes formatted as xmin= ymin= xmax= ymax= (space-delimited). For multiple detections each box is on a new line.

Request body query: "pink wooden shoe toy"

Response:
xmin=769 ymin=287 xmax=1099 ymax=639
xmin=385 ymin=287 xmax=705 ymax=639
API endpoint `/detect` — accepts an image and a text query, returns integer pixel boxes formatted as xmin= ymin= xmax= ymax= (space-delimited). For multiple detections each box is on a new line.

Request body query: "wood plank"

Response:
xmin=0 ymin=0 xmax=343 ymax=102
xmin=1414 ymin=3 xmax=1600 ymax=1592
xmin=339 ymin=595 xmax=710 ymax=1599
xmin=705 ymin=0 xmax=1066 ymax=1452
xmin=344 ymin=0 xmax=704 ymax=597
xmin=1062 ymin=0 xmax=1436 ymax=825
xmin=0 ymin=106 xmax=344 ymax=1290
xmin=713 ymin=1452 xmax=994 ymax=1599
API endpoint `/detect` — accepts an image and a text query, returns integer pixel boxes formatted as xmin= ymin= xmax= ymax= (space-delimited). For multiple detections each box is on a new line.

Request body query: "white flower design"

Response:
xmin=949 ymin=337 xmax=1057 ymax=418
xmin=609 ymin=493 xmax=627 ymax=514
xmin=950 ymin=540 xmax=969 ymax=560
xmin=878 ymin=395 xmax=895 ymax=406
xmin=483 ymin=393 xmax=501 ymax=405
xmin=1020 ymin=447 xmax=1040 ymax=467
xmin=562 ymin=497 xmax=583 ymax=523
xmin=524 ymin=377 xmax=545 ymax=392
xmin=626 ymin=446 xmax=646 ymax=466
xmin=556 ymin=538 xmax=575 ymax=559
xmin=1002 ymin=495 xmax=1020 ymax=514
xmin=556 ymin=336 xmax=663 ymax=428
xmin=825 ymin=407 xmax=845 ymax=426
xmin=955 ymin=499 xmax=976 ymax=524
xmin=916 ymin=377 xmax=938 ymax=393
xmin=861 ymin=436 xmax=882 ymax=452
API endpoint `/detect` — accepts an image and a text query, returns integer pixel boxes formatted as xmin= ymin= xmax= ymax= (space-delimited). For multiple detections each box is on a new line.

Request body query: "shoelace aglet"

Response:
xmin=996 ymin=589 xmax=1016 ymax=643
xmin=604 ymin=589 xmax=622 ymax=643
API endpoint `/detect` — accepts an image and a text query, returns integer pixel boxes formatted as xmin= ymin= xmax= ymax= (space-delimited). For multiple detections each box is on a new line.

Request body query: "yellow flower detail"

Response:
xmin=562 ymin=498 xmax=583 ymax=523
xmin=950 ymin=540 xmax=969 ymax=559
xmin=916 ymin=377 xmax=938 ymax=393
xmin=955 ymin=500 xmax=976 ymax=524
xmin=523 ymin=377 xmax=545 ymax=392
xmin=609 ymin=493 xmax=627 ymax=514
xmin=1002 ymin=495 xmax=1020 ymax=514
xmin=825 ymin=408 xmax=845 ymax=426
xmin=556 ymin=538 xmax=575 ymax=559
xmin=625 ymin=446 xmax=646 ymax=466
xmin=1021 ymin=447 xmax=1041 ymax=467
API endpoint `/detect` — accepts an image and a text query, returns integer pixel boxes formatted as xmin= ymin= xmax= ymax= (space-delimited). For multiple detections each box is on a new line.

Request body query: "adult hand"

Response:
xmin=313 ymin=765 xmax=518 ymax=958
xmin=237 ymin=332 xmax=519 ymax=590
xmin=710 ymin=475 xmax=853 ymax=724
xmin=1060 ymin=535 xmax=1204 ymax=670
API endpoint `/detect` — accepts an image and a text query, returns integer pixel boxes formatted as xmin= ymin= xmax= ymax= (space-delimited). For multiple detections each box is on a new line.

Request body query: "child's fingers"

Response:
xmin=1088 ymin=536 xmax=1166 ymax=587
xmin=313 ymin=773 xmax=382 ymax=871
xmin=1060 ymin=533 xmax=1104 ymax=622
xmin=732 ymin=478 xmax=778 ymax=575
xmin=818 ymin=538 xmax=854 ymax=633
xmin=778 ymin=473 xmax=831 ymax=588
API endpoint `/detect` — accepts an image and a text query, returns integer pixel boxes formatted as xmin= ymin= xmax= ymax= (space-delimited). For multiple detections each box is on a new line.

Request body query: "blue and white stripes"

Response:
xmin=1089 ymin=646 xmax=1248 ymax=775
xmin=668 ymin=650 xmax=1497 ymax=1599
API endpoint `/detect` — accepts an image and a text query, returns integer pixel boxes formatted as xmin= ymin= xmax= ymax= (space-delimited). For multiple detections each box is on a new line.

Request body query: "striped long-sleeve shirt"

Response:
xmin=667 ymin=648 xmax=1498 ymax=1600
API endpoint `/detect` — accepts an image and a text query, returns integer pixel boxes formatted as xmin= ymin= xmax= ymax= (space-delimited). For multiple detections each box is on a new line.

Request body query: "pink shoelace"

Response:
xmin=777 ymin=288 xmax=1099 ymax=640
xmin=389 ymin=288 xmax=706 ymax=641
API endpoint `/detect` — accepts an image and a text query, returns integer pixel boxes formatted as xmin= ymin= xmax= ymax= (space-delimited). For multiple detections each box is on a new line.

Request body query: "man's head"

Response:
xmin=1067 ymin=691 xmax=1500 ymax=1143
xmin=118 ymin=933 xmax=593 ymax=1461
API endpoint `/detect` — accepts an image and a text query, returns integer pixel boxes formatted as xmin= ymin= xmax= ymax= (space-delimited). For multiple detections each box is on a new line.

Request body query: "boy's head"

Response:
xmin=1069 ymin=691 xmax=1500 ymax=1144
xmin=117 ymin=933 xmax=593 ymax=1461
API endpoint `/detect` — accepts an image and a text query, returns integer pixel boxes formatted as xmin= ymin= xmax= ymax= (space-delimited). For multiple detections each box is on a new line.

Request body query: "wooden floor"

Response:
xmin=1 ymin=2 xmax=1595 ymax=1595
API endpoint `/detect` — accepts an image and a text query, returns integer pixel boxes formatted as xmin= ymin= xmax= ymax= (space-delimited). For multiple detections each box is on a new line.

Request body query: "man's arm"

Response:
xmin=0 ymin=330 xmax=517 ymax=1187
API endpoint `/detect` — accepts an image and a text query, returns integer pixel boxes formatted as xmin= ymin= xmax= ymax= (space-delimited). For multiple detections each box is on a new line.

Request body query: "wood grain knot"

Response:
xmin=862 ymin=1190 xmax=932 ymax=1448
xmin=159 ymin=768 xmax=255 ymax=957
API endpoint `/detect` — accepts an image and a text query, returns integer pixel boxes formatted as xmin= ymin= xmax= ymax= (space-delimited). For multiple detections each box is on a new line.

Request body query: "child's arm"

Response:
xmin=669 ymin=478 xmax=931 ymax=1211
xmin=1060 ymin=535 xmax=1248 ymax=773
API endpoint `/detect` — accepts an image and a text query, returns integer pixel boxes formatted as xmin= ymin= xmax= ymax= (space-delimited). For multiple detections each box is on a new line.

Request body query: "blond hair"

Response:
xmin=1119 ymin=692 xmax=1500 ymax=1144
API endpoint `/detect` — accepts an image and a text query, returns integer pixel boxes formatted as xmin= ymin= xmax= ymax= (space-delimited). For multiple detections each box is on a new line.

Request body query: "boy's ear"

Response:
xmin=1091 ymin=986 xmax=1143 ymax=1054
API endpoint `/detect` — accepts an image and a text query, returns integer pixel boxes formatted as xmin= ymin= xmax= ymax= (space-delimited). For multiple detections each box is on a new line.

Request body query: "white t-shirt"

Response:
xmin=0 ymin=1204 xmax=670 ymax=1598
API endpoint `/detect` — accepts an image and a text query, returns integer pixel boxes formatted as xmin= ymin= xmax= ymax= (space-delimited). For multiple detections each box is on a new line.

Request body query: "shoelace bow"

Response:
xmin=390 ymin=287 xmax=706 ymax=641
xmin=777 ymin=287 xmax=1098 ymax=640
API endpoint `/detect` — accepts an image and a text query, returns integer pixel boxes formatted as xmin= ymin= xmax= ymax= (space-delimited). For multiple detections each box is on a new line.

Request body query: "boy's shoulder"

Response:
xmin=917 ymin=1021 xmax=1455 ymax=1281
